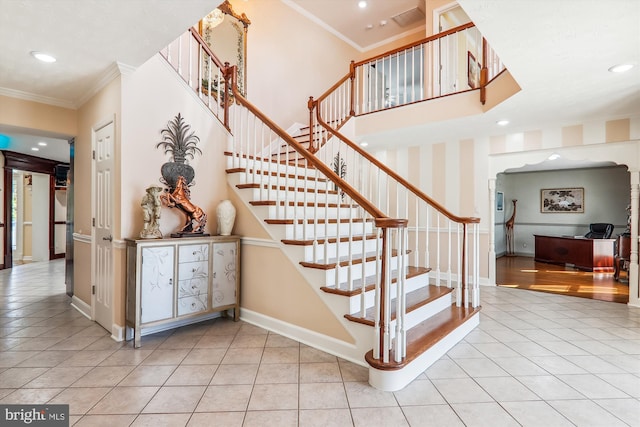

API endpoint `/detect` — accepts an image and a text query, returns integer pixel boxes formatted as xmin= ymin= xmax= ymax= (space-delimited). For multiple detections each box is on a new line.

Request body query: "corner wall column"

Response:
xmin=629 ymin=170 xmax=639 ymax=308
xmin=488 ymin=178 xmax=496 ymax=285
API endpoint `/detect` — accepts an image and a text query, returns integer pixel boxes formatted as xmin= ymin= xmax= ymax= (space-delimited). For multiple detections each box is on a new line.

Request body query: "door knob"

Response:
xmin=102 ymin=235 xmax=113 ymax=242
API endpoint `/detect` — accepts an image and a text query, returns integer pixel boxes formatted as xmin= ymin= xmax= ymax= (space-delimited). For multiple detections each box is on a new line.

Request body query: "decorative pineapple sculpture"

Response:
xmin=156 ymin=113 xmax=202 ymax=191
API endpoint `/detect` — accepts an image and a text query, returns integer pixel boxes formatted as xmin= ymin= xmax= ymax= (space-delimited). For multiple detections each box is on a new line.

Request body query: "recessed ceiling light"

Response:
xmin=360 ymin=142 xmax=369 ymax=147
xmin=31 ymin=51 xmax=56 ymax=63
xmin=608 ymin=64 xmax=634 ymax=73
xmin=37 ymin=141 xmax=47 ymax=146
xmin=365 ymin=24 xmax=373 ymax=30
xmin=358 ymin=1 xmax=367 ymax=8
xmin=31 ymin=147 xmax=40 ymax=151
xmin=496 ymin=119 xmax=509 ymax=126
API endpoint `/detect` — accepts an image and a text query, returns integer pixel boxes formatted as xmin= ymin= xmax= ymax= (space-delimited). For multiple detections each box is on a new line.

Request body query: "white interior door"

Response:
xmin=93 ymin=120 xmax=115 ymax=333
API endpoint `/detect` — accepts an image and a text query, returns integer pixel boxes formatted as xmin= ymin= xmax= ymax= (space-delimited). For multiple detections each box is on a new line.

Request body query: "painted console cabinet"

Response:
xmin=125 ymin=235 xmax=240 ymax=347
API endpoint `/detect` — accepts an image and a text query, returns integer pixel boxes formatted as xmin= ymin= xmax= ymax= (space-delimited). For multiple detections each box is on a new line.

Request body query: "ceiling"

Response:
xmin=0 ymin=0 xmax=639 ymax=167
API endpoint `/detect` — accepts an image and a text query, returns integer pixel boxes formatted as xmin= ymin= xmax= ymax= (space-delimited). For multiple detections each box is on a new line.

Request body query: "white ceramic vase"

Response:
xmin=216 ymin=200 xmax=236 ymax=236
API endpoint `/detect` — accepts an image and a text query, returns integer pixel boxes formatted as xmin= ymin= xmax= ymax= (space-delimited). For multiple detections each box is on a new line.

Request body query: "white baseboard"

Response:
xmin=111 ymin=324 xmax=125 ymax=342
xmin=70 ymin=295 xmax=91 ymax=319
xmin=240 ymin=308 xmax=365 ymax=367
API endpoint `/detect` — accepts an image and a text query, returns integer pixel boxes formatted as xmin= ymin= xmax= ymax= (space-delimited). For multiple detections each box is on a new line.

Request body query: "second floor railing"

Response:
xmin=308 ymin=22 xmax=504 ymax=152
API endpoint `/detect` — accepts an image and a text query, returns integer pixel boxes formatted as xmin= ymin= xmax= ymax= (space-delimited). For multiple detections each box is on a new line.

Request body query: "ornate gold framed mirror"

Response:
xmin=199 ymin=0 xmax=250 ymax=96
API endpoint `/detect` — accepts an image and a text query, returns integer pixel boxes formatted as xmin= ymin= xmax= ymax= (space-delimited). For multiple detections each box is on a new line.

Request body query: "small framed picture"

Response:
xmin=541 ymin=187 xmax=584 ymax=213
xmin=467 ymin=51 xmax=480 ymax=89
xmin=496 ymin=191 xmax=504 ymax=211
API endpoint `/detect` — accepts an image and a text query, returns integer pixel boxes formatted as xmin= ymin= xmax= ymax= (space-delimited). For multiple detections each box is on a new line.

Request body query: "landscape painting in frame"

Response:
xmin=541 ymin=187 xmax=584 ymax=213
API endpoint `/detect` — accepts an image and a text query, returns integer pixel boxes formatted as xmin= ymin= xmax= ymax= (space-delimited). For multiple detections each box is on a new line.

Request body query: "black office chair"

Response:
xmin=584 ymin=223 xmax=614 ymax=239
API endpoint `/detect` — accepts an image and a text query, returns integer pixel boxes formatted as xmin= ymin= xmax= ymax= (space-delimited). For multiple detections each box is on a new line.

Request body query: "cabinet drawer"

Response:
xmin=178 ymin=293 xmax=209 ymax=316
xmin=178 ymin=260 xmax=208 ymax=293
xmin=179 ymin=244 xmax=209 ymax=263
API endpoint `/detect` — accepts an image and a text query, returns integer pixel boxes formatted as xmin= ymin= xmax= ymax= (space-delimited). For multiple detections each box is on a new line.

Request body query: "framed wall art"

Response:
xmin=496 ymin=191 xmax=504 ymax=211
xmin=467 ymin=51 xmax=480 ymax=89
xmin=541 ymin=187 xmax=584 ymax=213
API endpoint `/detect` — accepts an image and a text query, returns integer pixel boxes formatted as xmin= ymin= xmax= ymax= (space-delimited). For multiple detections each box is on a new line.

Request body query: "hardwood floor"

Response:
xmin=496 ymin=256 xmax=630 ymax=304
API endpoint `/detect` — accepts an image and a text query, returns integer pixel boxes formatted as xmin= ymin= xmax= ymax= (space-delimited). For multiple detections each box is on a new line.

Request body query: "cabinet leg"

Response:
xmin=233 ymin=307 xmax=239 ymax=321
xmin=134 ymin=329 xmax=141 ymax=348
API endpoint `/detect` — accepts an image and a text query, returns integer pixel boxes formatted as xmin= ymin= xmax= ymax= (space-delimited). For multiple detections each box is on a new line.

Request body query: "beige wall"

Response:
xmin=74 ymin=76 xmax=122 ymax=307
xmin=0 ymin=95 xmax=77 ymax=137
xmin=229 ymin=0 xmax=359 ymax=127
xmin=370 ymin=114 xmax=640 ymax=281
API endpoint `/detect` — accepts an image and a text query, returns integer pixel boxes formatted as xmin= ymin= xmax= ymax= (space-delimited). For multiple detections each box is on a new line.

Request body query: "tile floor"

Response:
xmin=0 ymin=260 xmax=639 ymax=426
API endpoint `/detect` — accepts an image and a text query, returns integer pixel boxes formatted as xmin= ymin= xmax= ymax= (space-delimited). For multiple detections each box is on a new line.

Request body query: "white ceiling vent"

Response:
xmin=391 ymin=7 xmax=425 ymax=27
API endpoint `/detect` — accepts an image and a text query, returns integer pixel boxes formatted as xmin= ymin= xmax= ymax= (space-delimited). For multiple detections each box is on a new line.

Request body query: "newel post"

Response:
xmin=308 ymin=96 xmax=316 ymax=153
xmin=374 ymin=218 xmax=408 ymax=364
xmin=349 ymin=60 xmax=356 ymax=116
xmin=223 ymin=62 xmax=233 ymax=130
xmin=480 ymin=38 xmax=488 ymax=105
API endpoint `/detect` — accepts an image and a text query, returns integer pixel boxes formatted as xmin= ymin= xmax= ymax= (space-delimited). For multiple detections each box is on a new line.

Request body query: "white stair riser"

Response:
xmin=248 ymin=188 xmax=340 ymax=204
xmin=347 ymin=273 xmax=431 ymax=314
xmin=256 ymin=205 xmax=360 ymax=219
xmin=387 ymin=293 xmax=453 ymax=336
xmin=320 ymin=256 xmax=400 ymax=287
xmin=234 ymin=174 xmax=330 ymax=191
xmin=279 ymin=221 xmax=375 ymax=241
xmin=227 ymin=157 xmax=318 ymax=177
xmin=301 ymin=238 xmax=379 ymax=262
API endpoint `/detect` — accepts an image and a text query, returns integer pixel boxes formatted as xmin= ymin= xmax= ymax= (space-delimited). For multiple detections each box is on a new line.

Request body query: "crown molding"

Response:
xmin=75 ymin=61 xmax=136 ymax=108
xmin=0 ymin=87 xmax=76 ymax=109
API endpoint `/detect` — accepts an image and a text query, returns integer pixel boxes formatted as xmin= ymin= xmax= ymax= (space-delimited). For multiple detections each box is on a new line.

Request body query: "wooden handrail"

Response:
xmin=352 ymin=22 xmax=476 ymax=68
xmin=188 ymin=27 xmax=226 ymax=70
xmin=316 ymin=72 xmax=352 ymax=105
xmin=227 ymin=66 xmax=387 ymax=221
xmin=314 ymin=109 xmax=479 ymax=225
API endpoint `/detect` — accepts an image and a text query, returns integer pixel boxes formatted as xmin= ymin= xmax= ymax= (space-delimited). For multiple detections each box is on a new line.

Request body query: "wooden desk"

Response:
xmin=533 ymin=235 xmax=614 ymax=273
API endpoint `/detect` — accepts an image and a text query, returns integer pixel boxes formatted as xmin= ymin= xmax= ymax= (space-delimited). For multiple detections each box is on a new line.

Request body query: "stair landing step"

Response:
xmin=321 ymin=266 xmax=430 ymax=297
xmin=365 ymin=305 xmax=481 ymax=370
xmin=345 ymin=285 xmax=452 ymax=326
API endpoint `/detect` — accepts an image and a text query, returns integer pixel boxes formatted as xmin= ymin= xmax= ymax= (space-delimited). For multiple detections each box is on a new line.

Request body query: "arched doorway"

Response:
xmin=487 ymin=141 xmax=640 ymax=308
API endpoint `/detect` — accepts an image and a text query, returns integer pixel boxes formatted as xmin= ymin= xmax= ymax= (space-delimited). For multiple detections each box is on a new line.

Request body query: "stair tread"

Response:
xmin=345 ymin=284 xmax=452 ymax=326
xmin=365 ymin=305 xmax=481 ymax=370
xmin=250 ymin=200 xmax=356 ymax=208
xmin=265 ymin=218 xmax=374 ymax=225
xmin=301 ymin=249 xmax=406 ymax=270
xmin=282 ymin=233 xmax=377 ymax=246
xmin=321 ymin=266 xmax=430 ymax=297
xmin=226 ymin=168 xmax=328 ymax=182
xmin=224 ymin=151 xmax=315 ymax=167
xmin=237 ymin=183 xmax=337 ymax=195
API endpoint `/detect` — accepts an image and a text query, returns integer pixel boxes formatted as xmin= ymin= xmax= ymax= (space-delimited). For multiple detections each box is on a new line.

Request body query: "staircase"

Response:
xmin=225 ymin=142 xmax=480 ymax=390
xmin=161 ymin=26 xmax=484 ymax=391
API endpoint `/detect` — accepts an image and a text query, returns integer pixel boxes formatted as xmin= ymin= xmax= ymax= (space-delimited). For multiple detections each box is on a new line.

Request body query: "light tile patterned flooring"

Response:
xmin=0 ymin=260 xmax=639 ymax=427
